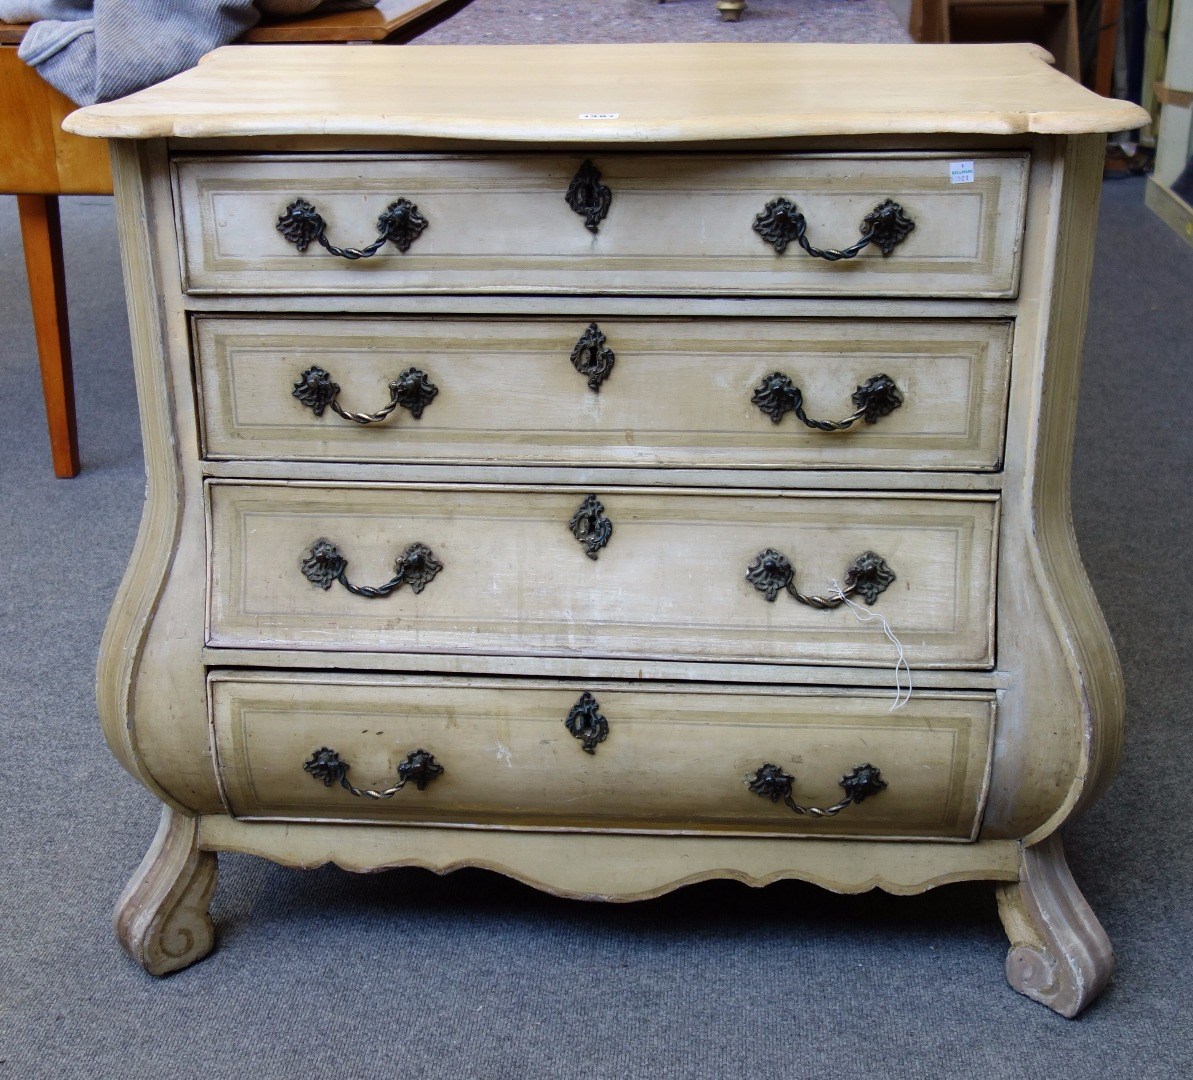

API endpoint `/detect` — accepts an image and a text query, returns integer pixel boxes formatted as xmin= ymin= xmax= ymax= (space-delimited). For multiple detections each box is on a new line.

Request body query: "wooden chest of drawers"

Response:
xmin=66 ymin=42 xmax=1147 ymax=1016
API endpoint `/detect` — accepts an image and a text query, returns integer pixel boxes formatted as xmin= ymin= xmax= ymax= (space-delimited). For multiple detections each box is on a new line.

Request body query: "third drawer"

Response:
xmin=207 ymin=481 xmax=998 ymax=668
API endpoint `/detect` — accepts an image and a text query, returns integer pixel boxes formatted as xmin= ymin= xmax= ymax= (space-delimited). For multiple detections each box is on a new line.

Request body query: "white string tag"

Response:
xmin=831 ymin=581 xmax=912 ymax=711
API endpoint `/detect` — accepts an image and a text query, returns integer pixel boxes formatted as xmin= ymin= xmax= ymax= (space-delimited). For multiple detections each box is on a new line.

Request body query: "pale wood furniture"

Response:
xmin=1095 ymin=0 xmax=1123 ymax=96
xmin=243 ymin=0 xmax=465 ymax=41
xmin=1140 ymin=0 xmax=1171 ymax=143
xmin=910 ymin=0 xmax=1081 ymax=81
xmin=0 ymin=0 xmax=459 ymax=477
xmin=0 ymin=38 xmax=110 ymax=477
xmin=657 ymin=0 xmax=747 ymax=22
xmin=1147 ymin=0 xmax=1193 ymax=246
xmin=67 ymin=42 xmax=1145 ymax=1015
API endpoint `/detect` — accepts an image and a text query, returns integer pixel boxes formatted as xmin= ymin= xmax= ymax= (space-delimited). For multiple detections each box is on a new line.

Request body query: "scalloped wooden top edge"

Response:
xmin=64 ymin=42 xmax=1149 ymax=141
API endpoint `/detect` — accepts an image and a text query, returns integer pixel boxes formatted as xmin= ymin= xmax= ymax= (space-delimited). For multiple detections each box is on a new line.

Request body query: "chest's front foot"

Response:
xmin=114 ymin=807 xmax=217 ymax=976
xmin=995 ymin=834 xmax=1113 ymax=1017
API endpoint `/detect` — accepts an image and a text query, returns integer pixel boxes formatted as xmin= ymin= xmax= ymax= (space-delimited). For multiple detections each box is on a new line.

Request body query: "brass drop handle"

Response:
xmin=300 ymin=539 xmax=443 ymax=598
xmin=752 ymin=197 xmax=914 ymax=260
xmin=746 ymin=549 xmax=895 ymax=609
xmin=747 ymin=762 xmax=887 ymax=818
xmin=293 ymin=366 xmax=438 ymax=425
xmin=304 ymin=747 xmax=444 ymax=798
xmin=752 ymin=373 xmax=903 ymax=430
xmin=276 ymin=197 xmax=428 ymax=259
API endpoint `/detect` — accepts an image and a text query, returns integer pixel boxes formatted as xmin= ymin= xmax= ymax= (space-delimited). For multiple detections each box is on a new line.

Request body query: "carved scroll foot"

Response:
xmin=995 ymin=834 xmax=1113 ymax=1017
xmin=114 ymin=807 xmax=217 ymax=975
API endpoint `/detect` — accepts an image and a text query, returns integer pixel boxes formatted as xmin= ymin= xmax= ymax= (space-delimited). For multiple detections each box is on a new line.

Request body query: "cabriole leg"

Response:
xmin=114 ymin=807 xmax=217 ymax=975
xmin=995 ymin=834 xmax=1113 ymax=1017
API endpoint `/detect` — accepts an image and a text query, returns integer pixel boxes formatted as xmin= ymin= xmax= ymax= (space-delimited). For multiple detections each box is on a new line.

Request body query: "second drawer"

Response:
xmin=196 ymin=315 xmax=1012 ymax=471
xmin=207 ymin=482 xmax=998 ymax=668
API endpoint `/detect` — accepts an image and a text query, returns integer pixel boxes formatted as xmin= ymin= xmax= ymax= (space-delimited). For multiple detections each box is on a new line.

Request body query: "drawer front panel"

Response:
xmin=175 ymin=153 xmax=1028 ymax=297
xmin=210 ymin=673 xmax=996 ymax=839
xmin=196 ymin=316 xmax=1012 ymax=471
xmin=207 ymin=483 xmax=998 ymax=668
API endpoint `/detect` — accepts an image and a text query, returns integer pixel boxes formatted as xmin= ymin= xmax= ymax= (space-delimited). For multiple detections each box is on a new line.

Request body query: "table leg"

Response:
xmin=17 ymin=194 xmax=80 ymax=478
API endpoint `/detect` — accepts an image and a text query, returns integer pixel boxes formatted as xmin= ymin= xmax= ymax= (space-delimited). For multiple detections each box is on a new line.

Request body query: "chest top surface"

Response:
xmin=64 ymin=42 xmax=1147 ymax=142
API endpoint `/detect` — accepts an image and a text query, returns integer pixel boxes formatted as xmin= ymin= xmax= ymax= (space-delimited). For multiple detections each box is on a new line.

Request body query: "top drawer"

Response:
xmin=173 ymin=152 xmax=1030 ymax=298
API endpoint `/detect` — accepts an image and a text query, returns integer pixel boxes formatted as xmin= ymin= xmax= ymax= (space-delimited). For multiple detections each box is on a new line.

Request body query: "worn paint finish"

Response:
xmin=92 ymin=49 xmax=1121 ymax=1012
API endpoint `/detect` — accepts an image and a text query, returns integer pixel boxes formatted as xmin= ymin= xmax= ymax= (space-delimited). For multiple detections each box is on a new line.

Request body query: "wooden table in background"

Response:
xmin=909 ymin=0 xmax=1082 ymax=82
xmin=0 ymin=0 xmax=462 ymax=477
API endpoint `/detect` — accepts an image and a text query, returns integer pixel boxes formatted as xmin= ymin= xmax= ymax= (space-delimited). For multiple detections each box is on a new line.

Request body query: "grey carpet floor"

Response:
xmin=412 ymin=0 xmax=910 ymax=45
xmin=0 ymin=176 xmax=1189 ymax=1076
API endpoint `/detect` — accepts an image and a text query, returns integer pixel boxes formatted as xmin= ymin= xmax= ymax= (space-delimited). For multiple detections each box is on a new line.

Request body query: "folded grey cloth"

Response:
xmin=0 ymin=0 xmax=378 ymax=105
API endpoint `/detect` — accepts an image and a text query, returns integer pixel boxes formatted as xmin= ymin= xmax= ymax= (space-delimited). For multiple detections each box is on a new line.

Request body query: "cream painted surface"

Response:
xmin=995 ymin=135 xmax=1125 ymax=836
xmin=996 ymin=834 xmax=1115 ymax=1016
xmin=114 ymin=808 xmax=216 ymax=975
xmin=200 ymin=646 xmax=1009 ymax=689
xmin=97 ymin=141 xmax=216 ymax=814
xmin=90 ymin=45 xmax=1125 ymax=1007
xmin=206 ymin=482 xmax=999 ymax=668
xmin=62 ymin=43 xmax=1149 ymax=141
xmin=173 ymin=153 xmax=1029 ymax=297
xmin=210 ymin=673 xmax=995 ymax=839
xmin=198 ymin=816 xmax=1022 ymax=899
xmin=201 ymin=459 xmax=1004 ymax=492
xmin=181 ymin=290 xmax=1024 ymax=318
xmin=196 ymin=315 xmax=1012 ymax=470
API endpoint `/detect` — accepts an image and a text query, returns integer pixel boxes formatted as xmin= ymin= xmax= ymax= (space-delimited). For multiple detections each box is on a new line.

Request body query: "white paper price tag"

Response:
xmin=579 ymin=113 xmax=619 ymax=120
xmin=950 ymin=160 xmax=975 ymax=184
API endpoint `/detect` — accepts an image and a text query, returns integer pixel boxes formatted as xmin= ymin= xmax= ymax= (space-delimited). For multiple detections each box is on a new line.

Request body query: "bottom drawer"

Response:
xmin=210 ymin=673 xmax=994 ymax=839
